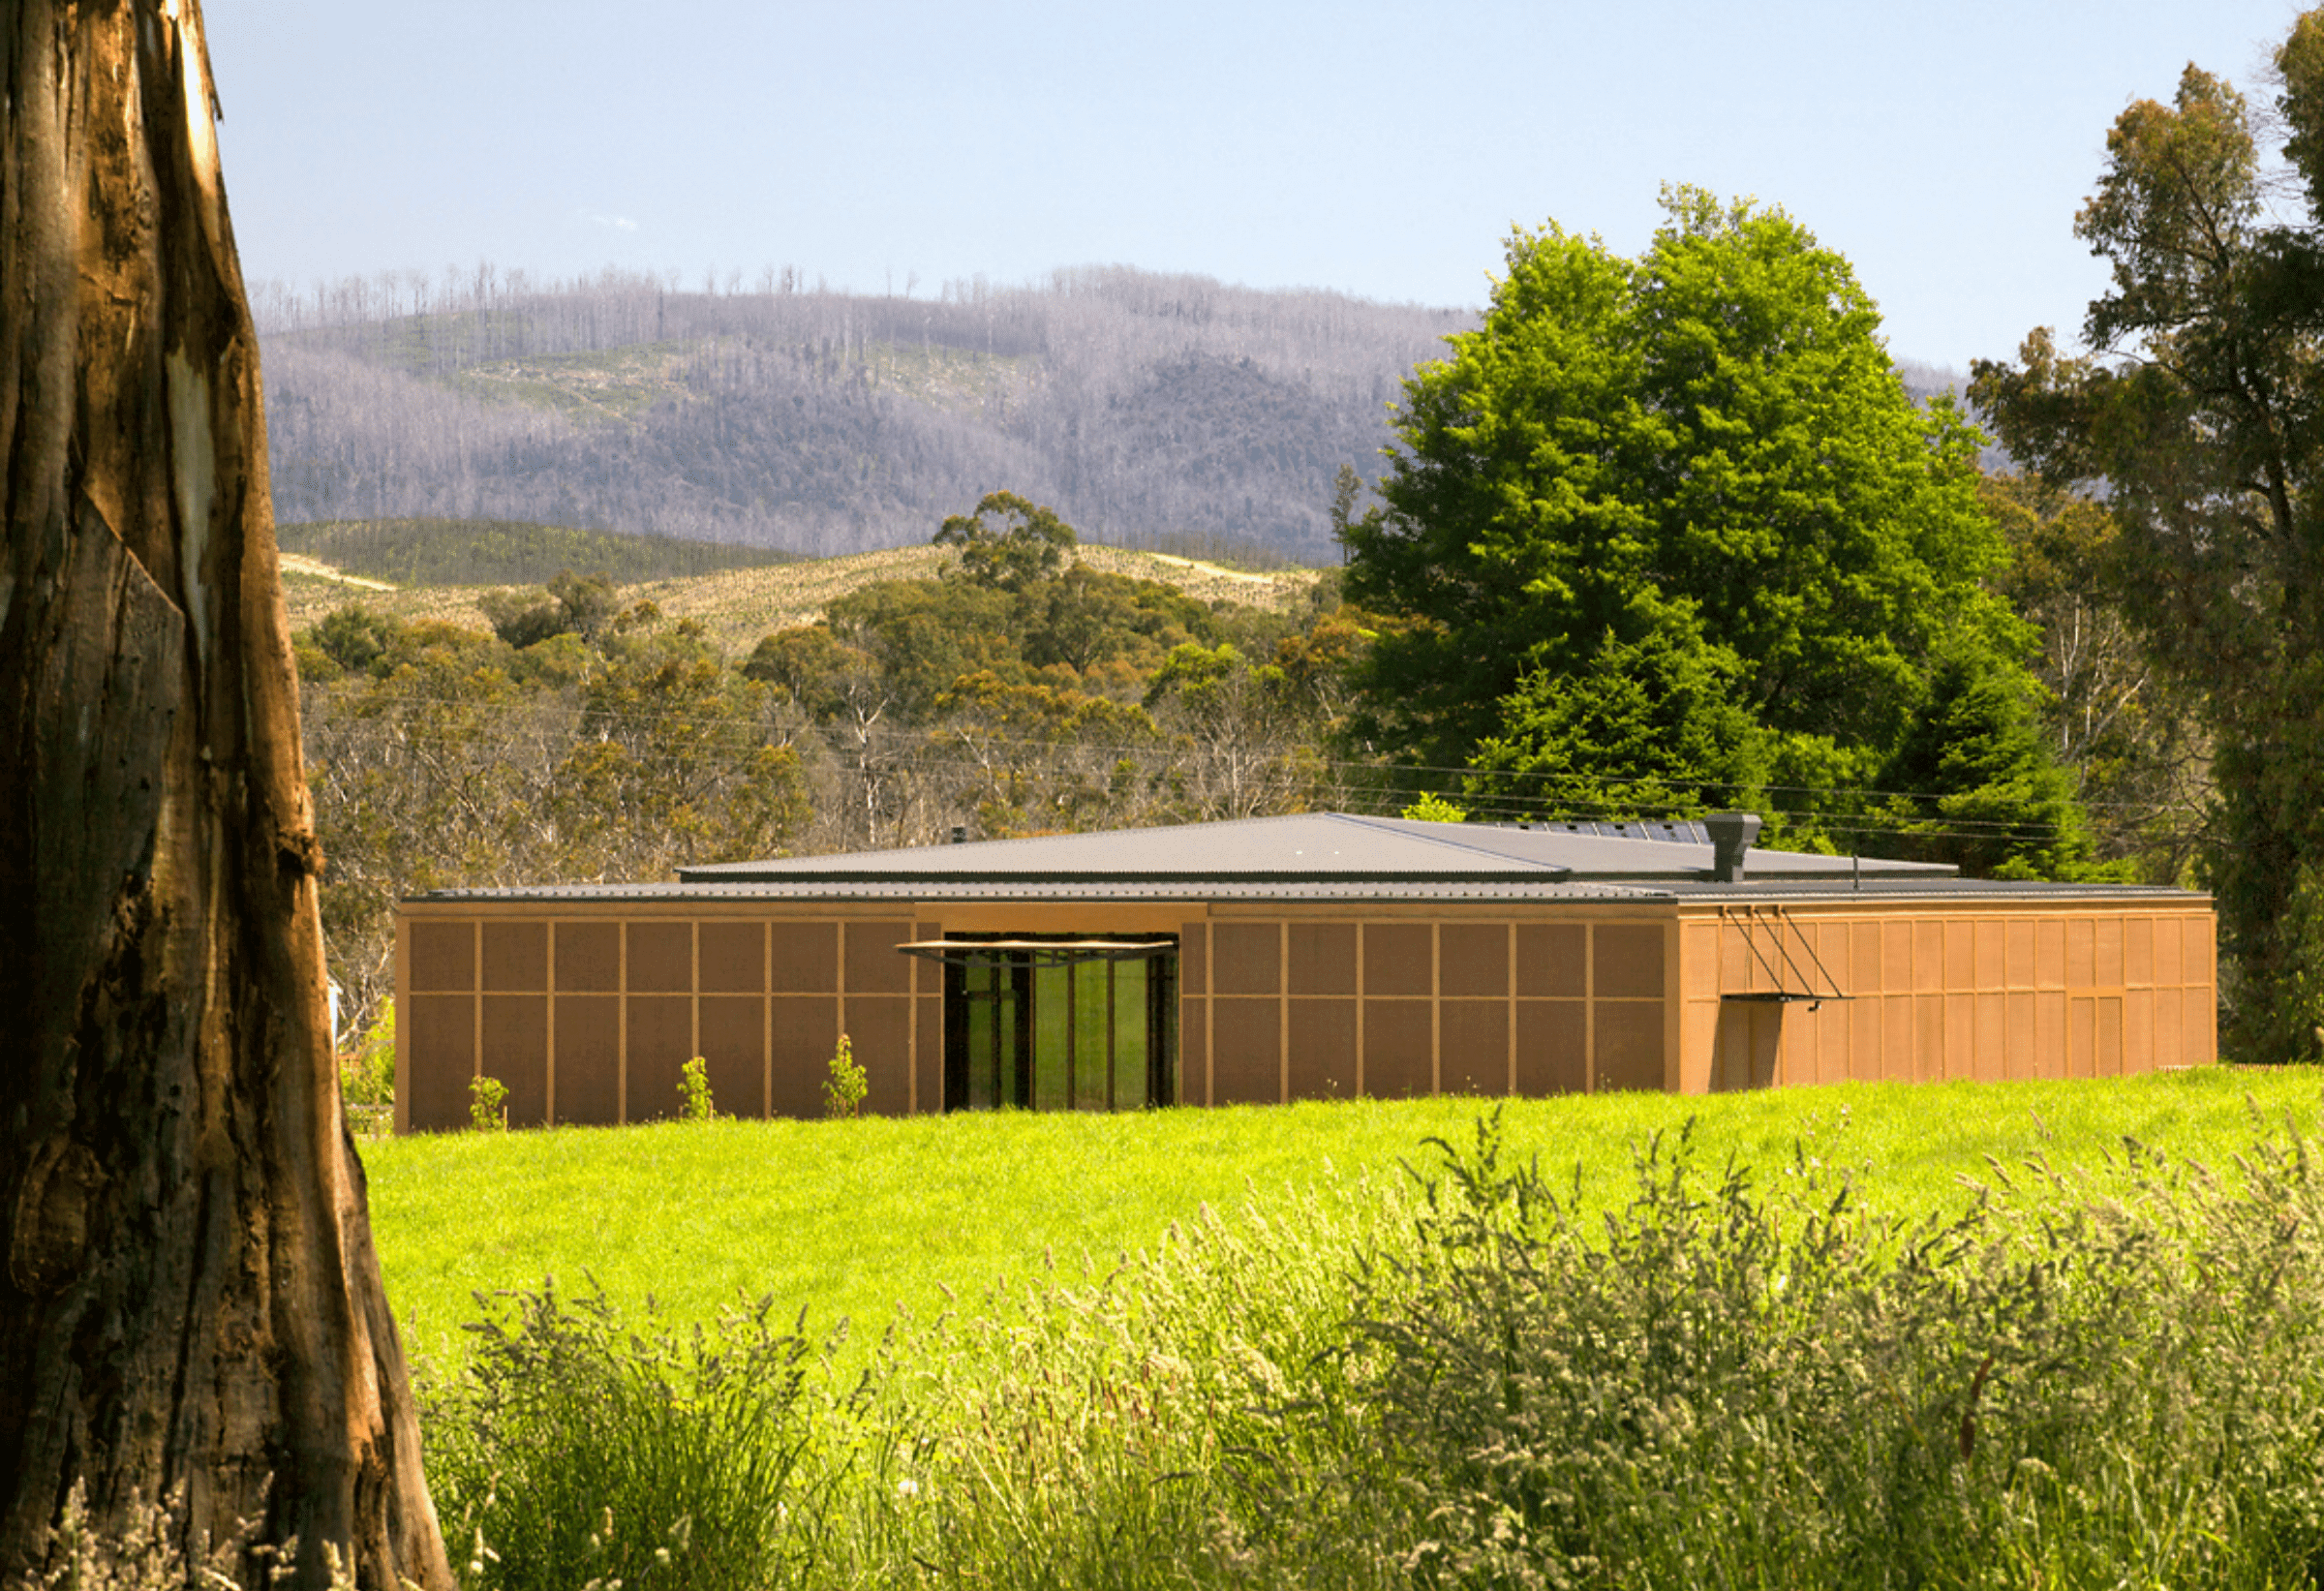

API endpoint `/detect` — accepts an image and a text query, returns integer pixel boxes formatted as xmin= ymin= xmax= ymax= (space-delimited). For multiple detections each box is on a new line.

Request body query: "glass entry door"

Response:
xmin=939 ymin=936 xmax=1177 ymax=1111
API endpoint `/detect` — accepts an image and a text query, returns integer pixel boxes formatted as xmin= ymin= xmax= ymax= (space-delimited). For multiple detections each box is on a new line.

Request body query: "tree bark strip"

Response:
xmin=0 ymin=2 xmax=454 ymax=1584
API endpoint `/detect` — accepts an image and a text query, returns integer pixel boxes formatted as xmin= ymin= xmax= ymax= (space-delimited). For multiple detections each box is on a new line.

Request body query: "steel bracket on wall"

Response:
xmin=1720 ymin=905 xmax=1849 ymax=1010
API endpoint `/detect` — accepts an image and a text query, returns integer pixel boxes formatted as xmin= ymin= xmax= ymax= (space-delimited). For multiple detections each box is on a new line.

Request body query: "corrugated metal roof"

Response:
xmin=405 ymin=813 xmax=2208 ymax=909
xmin=671 ymin=811 xmax=1959 ymax=886
xmin=407 ymin=874 xmax=2202 ymax=907
xmin=412 ymin=877 xmax=1670 ymax=903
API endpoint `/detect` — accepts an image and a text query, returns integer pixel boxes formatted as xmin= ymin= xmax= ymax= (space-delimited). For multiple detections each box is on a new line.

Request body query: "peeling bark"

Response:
xmin=0 ymin=2 xmax=454 ymax=1586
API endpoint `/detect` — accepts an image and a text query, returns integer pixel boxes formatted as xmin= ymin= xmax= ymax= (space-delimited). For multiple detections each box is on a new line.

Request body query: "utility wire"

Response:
xmin=310 ymin=719 xmax=2115 ymax=852
xmin=305 ymin=682 xmax=2169 ymax=826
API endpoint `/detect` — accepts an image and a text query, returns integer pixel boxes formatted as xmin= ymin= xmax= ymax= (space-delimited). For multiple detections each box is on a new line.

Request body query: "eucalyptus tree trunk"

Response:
xmin=0 ymin=2 xmax=453 ymax=1585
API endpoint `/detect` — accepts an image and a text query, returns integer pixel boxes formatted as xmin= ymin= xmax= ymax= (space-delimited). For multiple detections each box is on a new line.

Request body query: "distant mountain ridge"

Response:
xmin=256 ymin=266 xmax=1469 ymax=561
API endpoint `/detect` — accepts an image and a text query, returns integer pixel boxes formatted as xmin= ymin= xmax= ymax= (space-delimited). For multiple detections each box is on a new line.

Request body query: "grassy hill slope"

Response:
xmin=366 ymin=1070 xmax=2320 ymax=1365
xmin=280 ymin=522 xmax=1321 ymax=656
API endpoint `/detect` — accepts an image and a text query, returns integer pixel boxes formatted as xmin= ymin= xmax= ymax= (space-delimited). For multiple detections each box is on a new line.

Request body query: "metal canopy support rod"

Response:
xmin=1721 ymin=905 xmax=1848 ymax=1006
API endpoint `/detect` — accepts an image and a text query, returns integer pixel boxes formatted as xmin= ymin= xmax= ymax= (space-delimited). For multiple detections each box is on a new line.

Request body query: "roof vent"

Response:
xmin=1706 ymin=811 xmax=1761 ymax=883
xmin=950 ymin=825 xmax=968 ymax=844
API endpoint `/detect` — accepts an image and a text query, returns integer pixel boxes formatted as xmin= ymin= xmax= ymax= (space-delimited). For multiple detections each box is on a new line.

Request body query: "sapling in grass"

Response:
xmin=680 ymin=1055 xmax=716 ymax=1121
xmin=823 ymin=1033 xmax=866 ymax=1118
xmin=468 ymin=1074 xmax=508 ymax=1132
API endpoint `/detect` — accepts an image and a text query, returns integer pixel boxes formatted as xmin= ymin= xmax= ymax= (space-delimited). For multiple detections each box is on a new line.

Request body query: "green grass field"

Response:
xmin=366 ymin=1066 xmax=2324 ymax=1364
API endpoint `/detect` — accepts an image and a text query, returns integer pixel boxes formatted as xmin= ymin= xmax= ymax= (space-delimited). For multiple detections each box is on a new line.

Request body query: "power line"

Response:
xmin=305 ymin=682 xmax=2169 ymax=825
xmin=305 ymin=689 xmax=2096 ymax=840
xmin=308 ymin=719 xmax=2120 ymax=852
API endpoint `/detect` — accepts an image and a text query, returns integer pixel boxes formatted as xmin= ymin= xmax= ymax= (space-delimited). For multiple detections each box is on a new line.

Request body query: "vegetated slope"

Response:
xmin=253 ymin=265 xmax=1467 ymax=561
xmin=360 ymin=1069 xmax=2312 ymax=1366
xmin=279 ymin=516 xmax=801 ymax=586
xmin=1042 ymin=352 xmax=1389 ymax=553
xmin=279 ymin=535 xmax=1319 ymax=657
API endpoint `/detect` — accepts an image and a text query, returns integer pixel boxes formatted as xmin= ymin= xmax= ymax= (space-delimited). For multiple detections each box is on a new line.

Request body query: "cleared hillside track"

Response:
xmin=284 ymin=540 xmax=1320 ymax=657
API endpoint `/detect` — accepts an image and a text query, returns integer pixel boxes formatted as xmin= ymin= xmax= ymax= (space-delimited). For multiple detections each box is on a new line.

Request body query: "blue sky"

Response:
xmin=204 ymin=0 xmax=2304 ymax=369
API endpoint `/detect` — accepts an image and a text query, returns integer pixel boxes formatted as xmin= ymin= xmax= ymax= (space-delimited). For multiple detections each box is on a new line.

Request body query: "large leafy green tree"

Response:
xmin=1345 ymin=187 xmax=2047 ymax=859
xmin=1968 ymin=15 xmax=2324 ymax=1060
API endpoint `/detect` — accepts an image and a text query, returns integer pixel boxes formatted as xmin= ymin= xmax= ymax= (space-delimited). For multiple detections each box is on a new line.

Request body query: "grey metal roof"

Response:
xmin=407 ymin=874 xmax=2203 ymax=907
xmin=403 ymin=813 xmax=2206 ymax=907
xmin=672 ymin=811 xmax=1958 ymax=886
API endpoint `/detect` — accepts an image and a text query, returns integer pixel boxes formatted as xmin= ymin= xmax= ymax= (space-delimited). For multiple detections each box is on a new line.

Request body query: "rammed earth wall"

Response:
xmin=396 ymin=893 xmax=2217 ymax=1131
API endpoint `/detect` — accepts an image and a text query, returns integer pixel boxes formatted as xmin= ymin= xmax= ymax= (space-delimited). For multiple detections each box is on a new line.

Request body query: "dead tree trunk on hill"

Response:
xmin=0 ymin=2 xmax=454 ymax=1585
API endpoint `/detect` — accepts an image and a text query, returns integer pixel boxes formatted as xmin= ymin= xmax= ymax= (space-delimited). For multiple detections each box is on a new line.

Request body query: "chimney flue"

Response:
xmin=1706 ymin=811 xmax=1761 ymax=883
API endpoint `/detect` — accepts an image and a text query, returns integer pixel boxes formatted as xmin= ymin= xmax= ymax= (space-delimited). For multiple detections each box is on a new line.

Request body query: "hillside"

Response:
xmin=278 ymin=516 xmax=801 ymax=586
xmin=280 ymin=526 xmax=1321 ymax=657
xmin=253 ymin=267 xmax=1467 ymax=562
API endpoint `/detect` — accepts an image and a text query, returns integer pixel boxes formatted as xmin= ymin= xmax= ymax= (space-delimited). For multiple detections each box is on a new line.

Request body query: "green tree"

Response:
xmin=1968 ymin=15 xmax=2324 ymax=1059
xmin=1977 ymin=473 xmax=2209 ymax=879
xmin=1874 ymin=648 xmax=2114 ymax=880
xmin=310 ymin=602 xmax=405 ymax=676
xmin=1143 ymin=642 xmax=1336 ymax=818
xmin=933 ymin=490 xmax=1079 ymax=591
xmin=554 ymin=626 xmax=810 ymax=874
xmin=477 ymin=568 xmax=619 ymax=649
xmin=1345 ymin=187 xmax=2042 ymax=851
xmin=1465 ymin=627 xmax=1771 ymax=819
xmin=823 ymin=578 xmax=1018 ymax=719
xmin=740 ymin=624 xmax=886 ymax=721
xmin=932 ymin=671 xmax=1163 ymax=836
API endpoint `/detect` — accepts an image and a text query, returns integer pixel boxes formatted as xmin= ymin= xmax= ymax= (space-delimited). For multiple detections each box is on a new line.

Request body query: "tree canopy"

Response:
xmin=1344 ymin=188 xmax=2074 ymax=870
xmin=933 ymin=491 xmax=1079 ymax=592
xmin=1969 ymin=9 xmax=2324 ymax=1058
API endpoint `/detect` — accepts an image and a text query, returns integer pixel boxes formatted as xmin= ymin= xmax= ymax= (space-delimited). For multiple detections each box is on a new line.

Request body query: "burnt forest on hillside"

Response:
xmin=252 ymin=266 xmax=1479 ymax=561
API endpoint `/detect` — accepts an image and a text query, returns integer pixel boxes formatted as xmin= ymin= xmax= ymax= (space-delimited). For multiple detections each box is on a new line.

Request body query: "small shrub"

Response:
xmin=680 ymin=1056 xmax=716 ymax=1121
xmin=1399 ymin=791 xmax=1468 ymax=822
xmin=823 ymin=1033 xmax=866 ymax=1118
xmin=422 ymin=1281 xmax=830 ymax=1591
xmin=468 ymin=1074 xmax=508 ymax=1133
xmin=339 ymin=999 xmax=396 ymax=1138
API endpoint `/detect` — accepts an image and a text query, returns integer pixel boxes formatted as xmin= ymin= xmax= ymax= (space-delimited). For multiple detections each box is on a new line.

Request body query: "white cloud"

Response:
xmin=578 ymin=210 xmax=639 ymax=233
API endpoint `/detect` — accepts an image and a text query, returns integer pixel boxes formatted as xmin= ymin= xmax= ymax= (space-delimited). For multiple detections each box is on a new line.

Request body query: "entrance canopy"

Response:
xmin=897 ymin=936 xmax=1175 ymax=968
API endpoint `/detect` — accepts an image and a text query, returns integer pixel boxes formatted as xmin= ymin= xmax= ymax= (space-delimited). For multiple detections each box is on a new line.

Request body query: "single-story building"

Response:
xmin=393 ymin=811 xmax=2217 ymax=1132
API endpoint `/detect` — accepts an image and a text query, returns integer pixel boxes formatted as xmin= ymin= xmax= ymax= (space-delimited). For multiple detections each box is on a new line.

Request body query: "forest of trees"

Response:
xmin=251 ymin=265 xmax=1467 ymax=561
xmin=1971 ymin=14 xmax=2324 ymax=1062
